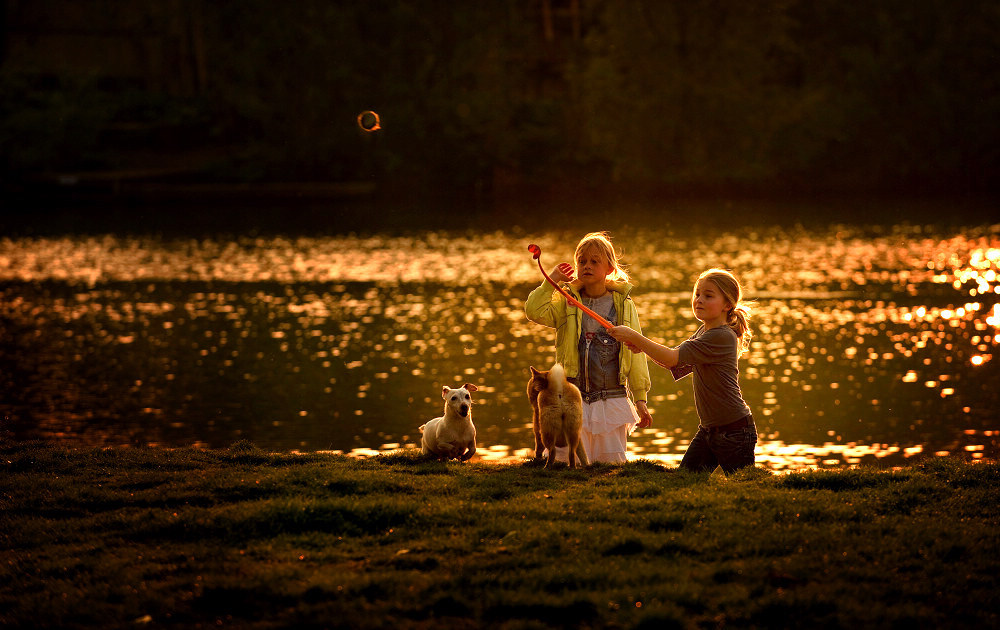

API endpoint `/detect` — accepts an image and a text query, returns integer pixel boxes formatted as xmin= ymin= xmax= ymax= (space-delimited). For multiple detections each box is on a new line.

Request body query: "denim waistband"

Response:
xmin=567 ymin=381 xmax=628 ymax=404
xmin=699 ymin=413 xmax=754 ymax=433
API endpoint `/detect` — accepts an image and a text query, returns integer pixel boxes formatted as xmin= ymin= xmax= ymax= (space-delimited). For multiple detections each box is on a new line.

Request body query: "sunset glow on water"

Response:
xmin=2 ymin=221 xmax=998 ymax=471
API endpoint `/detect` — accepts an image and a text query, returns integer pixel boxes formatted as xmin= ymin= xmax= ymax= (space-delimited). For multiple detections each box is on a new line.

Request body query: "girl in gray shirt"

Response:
xmin=610 ymin=268 xmax=756 ymax=473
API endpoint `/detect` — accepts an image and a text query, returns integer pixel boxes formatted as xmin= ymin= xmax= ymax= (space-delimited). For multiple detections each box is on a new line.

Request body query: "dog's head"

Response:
xmin=442 ymin=383 xmax=478 ymax=418
xmin=526 ymin=366 xmax=548 ymax=403
xmin=527 ymin=365 xmax=550 ymax=389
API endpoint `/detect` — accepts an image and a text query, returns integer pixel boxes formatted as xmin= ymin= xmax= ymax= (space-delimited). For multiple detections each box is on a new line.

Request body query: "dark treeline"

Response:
xmin=1 ymin=0 xmax=997 ymax=198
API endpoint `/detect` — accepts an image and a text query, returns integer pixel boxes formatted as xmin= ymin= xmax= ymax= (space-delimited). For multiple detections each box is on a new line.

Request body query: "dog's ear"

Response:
xmin=529 ymin=366 xmax=540 ymax=377
xmin=441 ymin=386 xmax=451 ymax=399
xmin=462 ymin=383 xmax=479 ymax=393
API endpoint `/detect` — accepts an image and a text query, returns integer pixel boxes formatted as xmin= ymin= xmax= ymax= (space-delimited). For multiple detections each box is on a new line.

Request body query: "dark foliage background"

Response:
xmin=1 ymin=0 xmax=997 ymax=197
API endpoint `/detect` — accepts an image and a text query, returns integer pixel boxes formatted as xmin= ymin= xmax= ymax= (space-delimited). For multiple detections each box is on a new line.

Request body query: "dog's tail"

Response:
xmin=549 ymin=363 xmax=566 ymax=396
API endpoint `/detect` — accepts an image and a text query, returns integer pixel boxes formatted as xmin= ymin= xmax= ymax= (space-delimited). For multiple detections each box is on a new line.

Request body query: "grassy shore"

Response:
xmin=2 ymin=441 xmax=999 ymax=629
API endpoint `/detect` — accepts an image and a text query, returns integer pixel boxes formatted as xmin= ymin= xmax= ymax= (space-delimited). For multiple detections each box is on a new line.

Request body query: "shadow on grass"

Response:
xmin=152 ymin=497 xmax=418 ymax=542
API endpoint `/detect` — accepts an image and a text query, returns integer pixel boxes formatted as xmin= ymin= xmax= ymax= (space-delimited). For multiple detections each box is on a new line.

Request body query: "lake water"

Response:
xmin=1 ymin=200 xmax=998 ymax=470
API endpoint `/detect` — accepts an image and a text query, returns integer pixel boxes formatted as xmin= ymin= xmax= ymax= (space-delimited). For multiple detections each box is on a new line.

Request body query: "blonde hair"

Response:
xmin=574 ymin=232 xmax=630 ymax=283
xmin=697 ymin=268 xmax=753 ymax=354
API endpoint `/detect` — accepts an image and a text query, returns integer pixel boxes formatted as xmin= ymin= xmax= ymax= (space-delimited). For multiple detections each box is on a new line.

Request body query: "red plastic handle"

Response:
xmin=527 ymin=243 xmax=614 ymax=330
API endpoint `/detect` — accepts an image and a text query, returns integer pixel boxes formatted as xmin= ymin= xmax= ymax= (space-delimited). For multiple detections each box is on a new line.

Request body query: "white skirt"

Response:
xmin=545 ymin=396 xmax=640 ymax=464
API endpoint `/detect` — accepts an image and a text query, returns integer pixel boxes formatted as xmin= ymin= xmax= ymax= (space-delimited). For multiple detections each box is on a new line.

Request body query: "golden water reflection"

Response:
xmin=336 ymin=431 xmax=994 ymax=473
xmin=1 ymin=222 xmax=998 ymax=471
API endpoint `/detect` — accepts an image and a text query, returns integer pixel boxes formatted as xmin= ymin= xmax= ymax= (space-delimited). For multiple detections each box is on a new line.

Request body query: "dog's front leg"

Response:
xmin=544 ymin=447 xmax=558 ymax=469
xmin=437 ymin=441 xmax=454 ymax=460
xmin=532 ymin=413 xmax=544 ymax=459
xmin=460 ymin=443 xmax=476 ymax=461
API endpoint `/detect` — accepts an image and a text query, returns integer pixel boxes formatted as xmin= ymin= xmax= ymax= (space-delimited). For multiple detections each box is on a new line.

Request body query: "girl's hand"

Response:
xmin=635 ymin=401 xmax=653 ymax=429
xmin=612 ymin=326 xmax=645 ymax=354
xmin=609 ymin=325 xmax=631 ymax=341
xmin=550 ymin=262 xmax=574 ymax=283
xmin=610 ymin=325 xmax=639 ymax=348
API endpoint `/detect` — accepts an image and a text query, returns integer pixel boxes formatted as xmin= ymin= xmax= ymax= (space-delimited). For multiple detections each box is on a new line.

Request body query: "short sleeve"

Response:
xmin=669 ymin=364 xmax=693 ymax=381
xmin=677 ymin=327 xmax=737 ymax=366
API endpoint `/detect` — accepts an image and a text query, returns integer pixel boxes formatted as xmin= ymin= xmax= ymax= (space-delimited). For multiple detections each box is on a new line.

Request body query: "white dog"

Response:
xmin=420 ymin=383 xmax=479 ymax=461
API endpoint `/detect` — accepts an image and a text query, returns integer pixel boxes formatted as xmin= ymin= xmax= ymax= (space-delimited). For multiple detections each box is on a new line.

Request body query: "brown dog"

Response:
xmin=527 ymin=364 xmax=588 ymax=469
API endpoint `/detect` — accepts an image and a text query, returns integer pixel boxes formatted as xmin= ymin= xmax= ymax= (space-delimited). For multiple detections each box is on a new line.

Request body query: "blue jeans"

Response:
xmin=680 ymin=415 xmax=757 ymax=474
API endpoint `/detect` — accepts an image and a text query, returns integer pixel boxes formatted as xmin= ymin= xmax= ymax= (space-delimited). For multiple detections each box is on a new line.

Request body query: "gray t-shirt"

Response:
xmin=671 ymin=325 xmax=751 ymax=427
xmin=580 ymin=293 xmax=614 ymax=337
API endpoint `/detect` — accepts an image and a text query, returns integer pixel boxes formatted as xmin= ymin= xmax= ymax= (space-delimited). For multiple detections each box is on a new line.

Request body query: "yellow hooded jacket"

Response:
xmin=524 ymin=279 xmax=651 ymax=403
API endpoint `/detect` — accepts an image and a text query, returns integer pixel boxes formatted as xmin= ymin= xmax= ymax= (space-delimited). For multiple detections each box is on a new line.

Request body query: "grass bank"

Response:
xmin=2 ymin=441 xmax=999 ymax=629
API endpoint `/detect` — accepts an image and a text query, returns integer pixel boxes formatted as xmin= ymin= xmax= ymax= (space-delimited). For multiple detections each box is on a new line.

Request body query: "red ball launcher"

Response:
xmin=528 ymin=243 xmax=614 ymax=330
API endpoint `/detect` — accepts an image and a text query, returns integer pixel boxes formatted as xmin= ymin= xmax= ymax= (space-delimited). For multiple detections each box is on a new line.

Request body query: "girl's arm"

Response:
xmin=620 ymin=301 xmax=653 ymax=428
xmin=524 ymin=265 xmax=573 ymax=327
xmin=610 ymin=325 xmax=680 ymax=368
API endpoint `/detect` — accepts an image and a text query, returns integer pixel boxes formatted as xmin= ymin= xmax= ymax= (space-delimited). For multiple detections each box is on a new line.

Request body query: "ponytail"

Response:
xmin=728 ymin=303 xmax=753 ymax=355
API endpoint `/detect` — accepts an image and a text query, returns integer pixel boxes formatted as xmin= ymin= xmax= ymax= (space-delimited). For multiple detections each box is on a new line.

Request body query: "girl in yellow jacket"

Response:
xmin=524 ymin=232 xmax=653 ymax=463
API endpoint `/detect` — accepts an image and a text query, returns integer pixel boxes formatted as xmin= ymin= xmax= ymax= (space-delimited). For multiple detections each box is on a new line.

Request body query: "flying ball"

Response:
xmin=357 ymin=110 xmax=381 ymax=132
